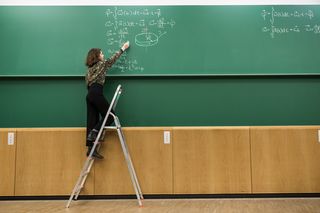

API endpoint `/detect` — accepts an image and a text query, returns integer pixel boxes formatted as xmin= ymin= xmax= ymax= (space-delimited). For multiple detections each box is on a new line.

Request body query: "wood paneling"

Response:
xmin=1 ymin=126 xmax=319 ymax=196
xmin=251 ymin=126 xmax=320 ymax=193
xmin=173 ymin=127 xmax=251 ymax=194
xmin=15 ymin=128 xmax=94 ymax=195
xmin=94 ymin=128 xmax=173 ymax=195
xmin=0 ymin=129 xmax=16 ymax=196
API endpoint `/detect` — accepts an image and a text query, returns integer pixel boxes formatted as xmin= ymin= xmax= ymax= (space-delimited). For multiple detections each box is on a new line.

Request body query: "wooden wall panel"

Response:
xmin=251 ymin=126 xmax=320 ymax=193
xmin=94 ymin=128 xmax=173 ymax=195
xmin=15 ymin=128 xmax=94 ymax=196
xmin=0 ymin=125 xmax=318 ymax=197
xmin=0 ymin=129 xmax=16 ymax=196
xmin=173 ymin=127 xmax=251 ymax=194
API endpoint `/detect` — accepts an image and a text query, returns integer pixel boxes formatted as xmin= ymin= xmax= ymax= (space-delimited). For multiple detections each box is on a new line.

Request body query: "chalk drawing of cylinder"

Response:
xmin=135 ymin=32 xmax=159 ymax=47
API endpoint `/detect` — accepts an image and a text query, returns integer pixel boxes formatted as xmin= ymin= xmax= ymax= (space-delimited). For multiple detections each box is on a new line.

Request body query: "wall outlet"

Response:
xmin=8 ymin=132 xmax=14 ymax=145
xmin=164 ymin=131 xmax=170 ymax=144
xmin=318 ymin=130 xmax=320 ymax=143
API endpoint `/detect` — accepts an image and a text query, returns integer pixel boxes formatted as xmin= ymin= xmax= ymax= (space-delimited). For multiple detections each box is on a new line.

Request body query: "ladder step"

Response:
xmin=104 ymin=127 xmax=117 ymax=130
xmin=81 ymin=171 xmax=90 ymax=177
xmin=87 ymin=155 xmax=97 ymax=160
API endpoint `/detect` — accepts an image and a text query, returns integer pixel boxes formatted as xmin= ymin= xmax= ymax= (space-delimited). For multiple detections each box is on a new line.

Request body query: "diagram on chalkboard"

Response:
xmin=104 ymin=7 xmax=176 ymax=73
xmin=135 ymin=28 xmax=167 ymax=47
xmin=135 ymin=32 xmax=158 ymax=47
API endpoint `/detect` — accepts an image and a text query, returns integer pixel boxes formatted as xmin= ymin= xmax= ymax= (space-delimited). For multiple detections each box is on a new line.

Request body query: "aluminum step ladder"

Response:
xmin=66 ymin=85 xmax=143 ymax=208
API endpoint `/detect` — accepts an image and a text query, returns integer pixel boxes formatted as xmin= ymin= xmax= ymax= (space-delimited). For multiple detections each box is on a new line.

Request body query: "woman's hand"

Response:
xmin=121 ymin=41 xmax=130 ymax=52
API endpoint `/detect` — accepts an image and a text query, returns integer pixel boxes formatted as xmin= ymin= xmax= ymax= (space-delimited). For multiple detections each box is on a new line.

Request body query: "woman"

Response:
xmin=85 ymin=42 xmax=129 ymax=159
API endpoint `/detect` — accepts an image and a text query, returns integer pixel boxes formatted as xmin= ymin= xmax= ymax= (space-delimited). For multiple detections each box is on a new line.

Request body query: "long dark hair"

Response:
xmin=85 ymin=48 xmax=101 ymax=67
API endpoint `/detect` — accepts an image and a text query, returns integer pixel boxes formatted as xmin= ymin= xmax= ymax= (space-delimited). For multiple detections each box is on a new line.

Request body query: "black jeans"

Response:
xmin=86 ymin=83 xmax=114 ymax=146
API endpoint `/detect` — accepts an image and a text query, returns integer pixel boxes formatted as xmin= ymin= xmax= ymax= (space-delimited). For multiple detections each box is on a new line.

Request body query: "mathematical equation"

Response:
xmin=261 ymin=7 xmax=320 ymax=38
xmin=108 ymin=49 xmax=144 ymax=73
xmin=105 ymin=8 xmax=161 ymax=19
xmin=104 ymin=7 xmax=176 ymax=73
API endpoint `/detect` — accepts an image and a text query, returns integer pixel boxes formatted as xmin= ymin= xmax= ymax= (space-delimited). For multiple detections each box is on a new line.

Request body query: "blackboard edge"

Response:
xmin=1 ymin=73 xmax=320 ymax=79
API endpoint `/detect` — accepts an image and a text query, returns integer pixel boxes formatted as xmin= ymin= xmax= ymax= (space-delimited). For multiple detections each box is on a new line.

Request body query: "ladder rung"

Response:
xmin=87 ymin=155 xmax=96 ymax=160
xmin=104 ymin=127 xmax=117 ymax=130
xmin=81 ymin=171 xmax=90 ymax=177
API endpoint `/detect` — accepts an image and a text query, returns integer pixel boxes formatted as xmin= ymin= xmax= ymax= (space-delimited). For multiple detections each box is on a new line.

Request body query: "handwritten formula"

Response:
xmin=261 ymin=7 xmax=320 ymax=38
xmin=104 ymin=7 xmax=176 ymax=73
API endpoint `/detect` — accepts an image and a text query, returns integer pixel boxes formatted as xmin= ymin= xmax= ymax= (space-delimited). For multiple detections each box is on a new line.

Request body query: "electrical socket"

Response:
xmin=164 ymin=131 xmax=170 ymax=144
xmin=8 ymin=132 xmax=14 ymax=145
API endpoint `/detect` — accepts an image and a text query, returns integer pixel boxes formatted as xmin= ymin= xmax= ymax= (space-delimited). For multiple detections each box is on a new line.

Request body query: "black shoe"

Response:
xmin=87 ymin=129 xmax=106 ymax=142
xmin=86 ymin=146 xmax=104 ymax=159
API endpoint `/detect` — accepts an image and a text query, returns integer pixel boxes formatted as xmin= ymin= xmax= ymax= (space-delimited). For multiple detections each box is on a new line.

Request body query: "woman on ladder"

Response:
xmin=85 ymin=41 xmax=130 ymax=159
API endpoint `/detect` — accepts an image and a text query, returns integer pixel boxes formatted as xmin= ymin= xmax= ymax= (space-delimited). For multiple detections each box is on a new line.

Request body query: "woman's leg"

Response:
xmin=92 ymin=93 xmax=115 ymax=131
xmin=86 ymin=93 xmax=104 ymax=159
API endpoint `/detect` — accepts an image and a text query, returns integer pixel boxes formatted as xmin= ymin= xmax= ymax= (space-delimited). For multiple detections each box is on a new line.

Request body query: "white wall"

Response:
xmin=0 ymin=0 xmax=319 ymax=5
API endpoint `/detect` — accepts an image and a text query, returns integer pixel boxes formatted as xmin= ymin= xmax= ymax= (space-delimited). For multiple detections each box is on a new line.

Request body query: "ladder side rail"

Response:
xmin=114 ymin=115 xmax=143 ymax=199
xmin=66 ymin=157 xmax=95 ymax=207
xmin=116 ymin=128 xmax=143 ymax=207
xmin=74 ymin=158 xmax=95 ymax=200
xmin=118 ymin=126 xmax=143 ymax=199
xmin=66 ymin=177 xmax=82 ymax=208
xmin=107 ymin=112 xmax=143 ymax=203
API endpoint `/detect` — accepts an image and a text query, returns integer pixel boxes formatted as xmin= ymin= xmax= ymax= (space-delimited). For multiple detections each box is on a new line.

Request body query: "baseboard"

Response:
xmin=1 ymin=193 xmax=319 ymax=200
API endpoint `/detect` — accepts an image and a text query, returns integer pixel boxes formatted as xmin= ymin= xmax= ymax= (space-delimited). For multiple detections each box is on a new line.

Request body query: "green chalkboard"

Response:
xmin=0 ymin=5 xmax=320 ymax=76
xmin=1 ymin=77 xmax=320 ymax=127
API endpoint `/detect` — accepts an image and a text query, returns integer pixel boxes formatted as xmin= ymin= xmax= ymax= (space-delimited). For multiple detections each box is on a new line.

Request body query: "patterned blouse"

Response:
xmin=85 ymin=49 xmax=123 ymax=87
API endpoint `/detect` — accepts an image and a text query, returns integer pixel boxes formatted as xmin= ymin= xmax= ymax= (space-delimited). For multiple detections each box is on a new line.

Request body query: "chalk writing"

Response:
xmin=261 ymin=7 xmax=319 ymax=38
xmin=105 ymin=8 xmax=161 ymax=19
xmin=107 ymin=49 xmax=144 ymax=73
xmin=261 ymin=7 xmax=314 ymax=25
xmin=104 ymin=7 xmax=176 ymax=73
